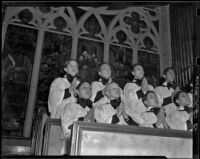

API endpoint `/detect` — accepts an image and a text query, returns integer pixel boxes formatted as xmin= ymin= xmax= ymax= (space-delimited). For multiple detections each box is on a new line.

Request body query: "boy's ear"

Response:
xmin=163 ymin=74 xmax=166 ymax=78
xmin=131 ymin=71 xmax=134 ymax=76
xmin=175 ymin=99 xmax=179 ymax=104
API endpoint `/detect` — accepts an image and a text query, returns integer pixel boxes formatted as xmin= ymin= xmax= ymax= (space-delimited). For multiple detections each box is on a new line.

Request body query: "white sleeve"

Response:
xmin=127 ymin=109 xmax=145 ymax=125
xmin=48 ymin=78 xmax=70 ymax=113
xmin=154 ymin=87 xmax=164 ymax=106
xmin=124 ymin=83 xmax=140 ymax=109
xmin=94 ymin=104 xmax=115 ymax=124
xmin=154 ymin=86 xmax=163 ymax=98
xmin=93 ymin=96 xmax=108 ymax=108
xmin=171 ymin=111 xmax=190 ymax=122
xmin=124 ymin=99 xmax=146 ymax=125
xmin=53 ymin=96 xmax=76 ymax=119
xmin=141 ymin=112 xmax=158 ymax=125
xmin=167 ymin=111 xmax=189 ymax=130
xmin=94 ymin=105 xmax=106 ymax=123
xmin=61 ymin=103 xmax=78 ymax=137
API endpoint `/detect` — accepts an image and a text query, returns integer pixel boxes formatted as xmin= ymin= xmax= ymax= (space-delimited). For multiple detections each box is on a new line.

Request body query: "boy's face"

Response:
xmin=99 ymin=64 xmax=111 ymax=79
xmin=64 ymin=60 xmax=78 ymax=76
xmin=132 ymin=65 xmax=144 ymax=79
xmin=176 ymin=92 xmax=191 ymax=106
xmin=94 ymin=58 xmax=100 ymax=65
xmin=164 ymin=69 xmax=175 ymax=82
xmin=78 ymin=82 xmax=92 ymax=99
xmin=106 ymin=83 xmax=121 ymax=99
xmin=145 ymin=92 xmax=159 ymax=108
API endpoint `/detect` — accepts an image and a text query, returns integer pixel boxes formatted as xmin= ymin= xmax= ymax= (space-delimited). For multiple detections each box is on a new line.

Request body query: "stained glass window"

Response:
xmin=35 ymin=31 xmax=72 ymax=108
xmin=2 ymin=24 xmax=37 ymax=136
xmin=138 ymin=50 xmax=160 ymax=87
xmin=77 ymin=38 xmax=104 ymax=82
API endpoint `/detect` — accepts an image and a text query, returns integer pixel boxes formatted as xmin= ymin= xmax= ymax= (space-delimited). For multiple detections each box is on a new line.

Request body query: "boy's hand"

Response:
xmin=141 ymin=77 xmax=149 ymax=93
xmin=69 ymin=78 xmax=78 ymax=96
xmin=162 ymin=118 xmax=170 ymax=129
xmin=122 ymin=102 xmax=129 ymax=119
xmin=84 ymin=108 xmax=94 ymax=122
xmin=155 ymin=107 xmax=165 ymax=126
xmin=116 ymin=103 xmax=123 ymax=117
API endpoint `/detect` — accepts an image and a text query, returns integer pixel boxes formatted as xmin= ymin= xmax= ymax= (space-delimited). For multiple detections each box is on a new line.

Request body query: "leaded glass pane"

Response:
xmin=2 ymin=24 xmax=37 ymax=136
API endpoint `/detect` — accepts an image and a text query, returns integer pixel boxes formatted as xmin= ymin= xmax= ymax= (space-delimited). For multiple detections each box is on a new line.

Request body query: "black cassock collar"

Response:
xmin=76 ymin=97 xmax=93 ymax=109
xmin=99 ymin=77 xmax=110 ymax=85
xmin=162 ymin=82 xmax=177 ymax=90
xmin=110 ymin=97 xmax=121 ymax=109
xmin=132 ymin=78 xmax=143 ymax=86
xmin=65 ymin=73 xmax=76 ymax=83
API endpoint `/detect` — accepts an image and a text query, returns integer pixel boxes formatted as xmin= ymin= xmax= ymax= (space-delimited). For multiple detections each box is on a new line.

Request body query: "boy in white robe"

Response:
xmin=48 ymin=59 xmax=80 ymax=118
xmin=60 ymin=82 xmax=94 ymax=155
xmin=91 ymin=63 xmax=112 ymax=103
xmin=124 ymin=63 xmax=154 ymax=124
xmin=61 ymin=81 xmax=94 ymax=137
xmin=94 ymin=82 xmax=133 ymax=125
xmin=142 ymin=91 xmax=170 ymax=128
xmin=124 ymin=90 xmax=168 ymax=128
xmin=155 ymin=67 xmax=180 ymax=121
xmin=166 ymin=91 xmax=193 ymax=131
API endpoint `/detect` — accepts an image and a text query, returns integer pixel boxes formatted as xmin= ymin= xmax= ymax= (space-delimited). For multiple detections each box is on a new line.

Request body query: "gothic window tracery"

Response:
xmin=2 ymin=5 xmax=161 ymax=137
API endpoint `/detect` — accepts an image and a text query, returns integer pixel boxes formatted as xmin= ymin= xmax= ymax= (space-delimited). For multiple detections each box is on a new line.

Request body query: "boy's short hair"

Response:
xmin=142 ymin=91 xmax=155 ymax=103
xmin=131 ymin=63 xmax=143 ymax=72
xmin=76 ymin=80 xmax=91 ymax=90
xmin=98 ymin=62 xmax=111 ymax=72
xmin=163 ymin=67 xmax=175 ymax=75
xmin=64 ymin=59 xmax=78 ymax=67
xmin=103 ymin=81 xmax=121 ymax=97
xmin=105 ymin=81 xmax=119 ymax=89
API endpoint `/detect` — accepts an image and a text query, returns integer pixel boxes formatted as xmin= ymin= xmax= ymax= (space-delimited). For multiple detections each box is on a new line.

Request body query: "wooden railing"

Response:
xmin=40 ymin=119 xmax=192 ymax=157
xmin=71 ymin=121 xmax=192 ymax=158
xmin=31 ymin=107 xmax=49 ymax=155
xmin=1 ymin=137 xmax=32 ymax=156
xmin=1 ymin=107 xmax=48 ymax=156
xmin=41 ymin=119 xmax=65 ymax=156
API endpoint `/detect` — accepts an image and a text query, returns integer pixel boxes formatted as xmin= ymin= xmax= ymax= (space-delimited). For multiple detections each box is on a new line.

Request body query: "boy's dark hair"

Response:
xmin=142 ymin=90 xmax=155 ymax=103
xmin=76 ymin=80 xmax=91 ymax=90
xmin=173 ymin=91 xmax=182 ymax=106
xmin=105 ymin=81 xmax=120 ymax=88
xmin=131 ymin=63 xmax=143 ymax=72
xmin=163 ymin=67 xmax=175 ymax=75
xmin=158 ymin=67 xmax=175 ymax=86
xmin=64 ymin=59 xmax=78 ymax=67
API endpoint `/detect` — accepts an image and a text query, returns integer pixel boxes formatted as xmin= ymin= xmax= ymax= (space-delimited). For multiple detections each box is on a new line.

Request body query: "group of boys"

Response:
xmin=47 ymin=60 xmax=193 ymax=145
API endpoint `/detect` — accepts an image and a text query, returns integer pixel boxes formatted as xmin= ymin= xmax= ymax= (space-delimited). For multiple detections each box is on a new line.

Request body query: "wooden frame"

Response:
xmin=70 ymin=121 xmax=192 ymax=157
xmin=42 ymin=118 xmax=63 ymax=156
xmin=33 ymin=108 xmax=49 ymax=155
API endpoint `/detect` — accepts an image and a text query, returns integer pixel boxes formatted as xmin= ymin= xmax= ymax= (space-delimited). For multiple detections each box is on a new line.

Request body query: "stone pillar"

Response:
xmin=159 ymin=5 xmax=172 ymax=75
xmin=24 ymin=28 xmax=45 ymax=137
